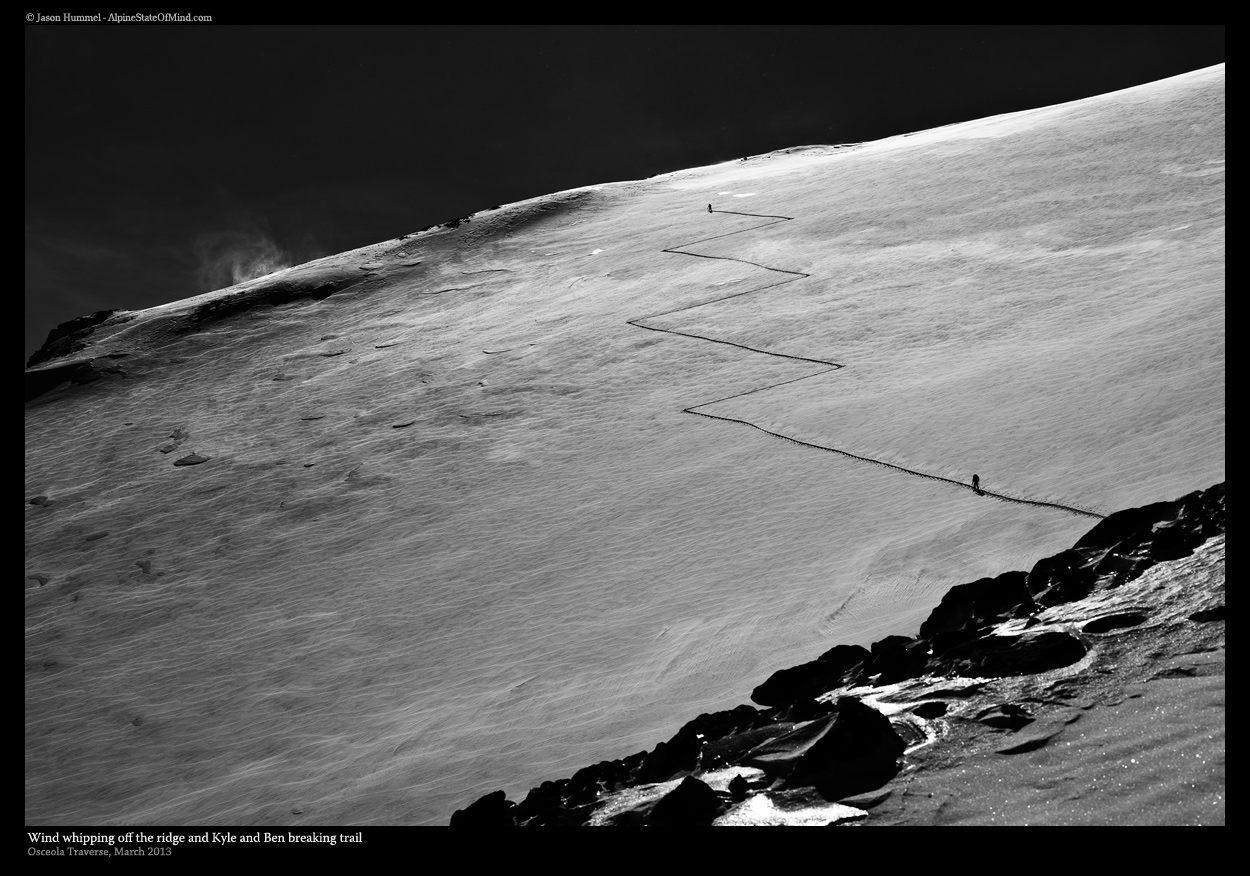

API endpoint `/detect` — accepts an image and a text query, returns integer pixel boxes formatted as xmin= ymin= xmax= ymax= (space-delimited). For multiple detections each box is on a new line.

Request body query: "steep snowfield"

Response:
xmin=25 ymin=66 xmax=1223 ymax=825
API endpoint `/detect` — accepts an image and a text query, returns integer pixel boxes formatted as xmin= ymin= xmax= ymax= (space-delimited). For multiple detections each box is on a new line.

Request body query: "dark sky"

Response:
xmin=24 ymin=25 xmax=1224 ymax=364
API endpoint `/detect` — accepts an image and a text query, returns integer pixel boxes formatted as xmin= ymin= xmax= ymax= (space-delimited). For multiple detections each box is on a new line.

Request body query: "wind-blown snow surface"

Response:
xmin=25 ymin=66 xmax=1223 ymax=826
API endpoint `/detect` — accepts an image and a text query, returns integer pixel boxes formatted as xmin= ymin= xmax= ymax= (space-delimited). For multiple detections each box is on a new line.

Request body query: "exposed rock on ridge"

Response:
xmin=451 ymin=481 xmax=1225 ymax=826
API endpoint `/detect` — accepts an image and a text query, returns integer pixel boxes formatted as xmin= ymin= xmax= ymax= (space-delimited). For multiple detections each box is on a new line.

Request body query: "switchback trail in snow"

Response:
xmin=628 ymin=207 xmax=1105 ymax=521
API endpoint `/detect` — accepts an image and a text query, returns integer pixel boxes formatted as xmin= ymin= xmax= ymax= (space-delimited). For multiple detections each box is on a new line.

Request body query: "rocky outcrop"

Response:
xmin=26 ymin=310 xmax=120 ymax=368
xmin=647 ymin=776 xmax=725 ymax=826
xmin=918 ymin=571 xmax=1034 ymax=637
xmin=929 ymin=630 xmax=1087 ymax=678
xmin=783 ymin=697 xmax=905 ymax=800
xmin=450 ymin=481 xmax=1225 ymax=825
xmin=449 ymin=789 xmax=514 ymax=827
xmin=750 ymin=644 xmax=869 ymax=707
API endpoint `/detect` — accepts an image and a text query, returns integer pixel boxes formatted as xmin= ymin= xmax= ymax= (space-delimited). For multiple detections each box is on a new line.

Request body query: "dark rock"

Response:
xmin=511 ymin=779 xmax=569 ymax=825
xmin=636 ymin=740 xmax=697 ymax=785
xmin=728 ymin=775 xmax=750 ymax=802
xmin=750 ymin=644 xmax=869 ymax=707
xmin=521 ymin=803 xmax=595 ymax=827
xmin=29 ymin=495 xmax=51 ymax=506
xmin=976 ymin=703 xmax=1034 ymax=731
xmin=702 ymin=723 xmax=795 ymax=771
xmin=911 ymin=701 xmax=947 ymax=719
xmin=919 ymin=579 xmax=988 ymax=635
xmin=1146 ymin=518 xmax=1199 ymax=561
xmin=741 ymin=712 xmax=844 ymax=777
xmin=1188 ymin=605 xmax=1225 ymax=623
xmin=27 ymin=309 xmax=119 ymax=367
xmin=919 ymin=570 xmax=1035 ymax=637
xmin=784 ymin=698 xmax=905 ymax=800
xmin=83 ymin=531 xmax=110 ymax=542
xmin=972 ymin=571 xmax=1034 ymax=624
xmin=449 ymin=789 xmax=515 ymax=827
xmin=565 ymin=782 xmax=598 ymax=807
xmin=856 ymin=636 xmax=930 ymax=685
xmin=487 ymin=483 xmax=1226 ymax=827
xmin=1028 ymin=548 xmax=1100 ymax=606
xmin=783 ymin=697 xmax=836 ymax=723
xmin=190 ymin=280 xmax=341 ymax=329
xmin=173 ymin=453 xmax=210 ymax=466
xmin=927 ymin=626 xmax=980 ymax=657
xmin=635 ymin=708 xmax=764 ymax=784
xmin=564 ymin=754 xmax=641 ymax=795
xmin=634 ymin=705 xmax=765 ymax=781
xmin=1074 ymin=499 xmax=1177 ymax=551
xmin=870 ymin=635 xmax=913 ymax=656
xmin=1195 ymin=482 xmax=1226 ymax=537
xmin=931 ymin=631 xmax=1087 ymax=678
xmin=1094 ymin=545 xmax=1154 ymax=588
xmin=647 ymin=776 xmax=724 ymax=826
xmin=1082 ymin=612 xmax=1148 ymax=634
xmin=671 ymin=706 xmax=762 ymax=750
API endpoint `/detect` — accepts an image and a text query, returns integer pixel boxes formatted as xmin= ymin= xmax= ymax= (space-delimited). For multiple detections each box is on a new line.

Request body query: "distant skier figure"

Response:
xmin=707 ymin=204 xmax=712 ymax=213
xmin=972 ymin=474 xmax=983 ymax=496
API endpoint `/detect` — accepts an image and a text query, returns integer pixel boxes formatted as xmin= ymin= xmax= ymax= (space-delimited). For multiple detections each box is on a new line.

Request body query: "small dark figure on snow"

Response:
xmin=707 ymin=204 xmax=712 ymax=213
xmin=972 ymin=474 xmax=982 ymax=495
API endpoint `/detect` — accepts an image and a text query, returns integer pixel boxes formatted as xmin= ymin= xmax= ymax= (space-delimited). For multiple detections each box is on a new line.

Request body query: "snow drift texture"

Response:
xmin=25 ymin=65 xmax=1223 ymax=826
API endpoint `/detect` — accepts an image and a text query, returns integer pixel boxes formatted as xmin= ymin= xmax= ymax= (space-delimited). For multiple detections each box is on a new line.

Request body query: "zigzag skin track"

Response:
xmin=628 ymin=207 xmax=1104 ymax=521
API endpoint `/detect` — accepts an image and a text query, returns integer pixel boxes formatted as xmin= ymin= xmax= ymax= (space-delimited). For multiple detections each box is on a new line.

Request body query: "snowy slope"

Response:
xmin=25 ymin=65 xmax=1223 ymax=826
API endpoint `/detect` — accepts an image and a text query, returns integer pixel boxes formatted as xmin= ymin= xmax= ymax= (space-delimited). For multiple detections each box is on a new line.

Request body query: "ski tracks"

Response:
xmin=628 ymin=207 xmax=1104 ymax=521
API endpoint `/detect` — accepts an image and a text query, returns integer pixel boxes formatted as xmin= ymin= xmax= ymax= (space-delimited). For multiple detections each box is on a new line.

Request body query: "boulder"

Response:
xmin=449 ymin=789 xmax=515 ymax=827
xmin=918 ymin=570 xmax=1033 ymax=637
xmin=1073 ymin=499 xmax=1176 ymax=551
xmin=750 ymin=644 xmax=869 ymax=707
xmin=636 ymin=739 xmax=698 ymax=785
xmin=647 ymin=776 xmax=725 ymax=826
xmin=741 ymin=712 xmax=845 ymax=778
xmin=784 ymin=698 xmax=905 ymax=800
xmin=855 ymin=636 xmax=930 ymax=685
xmin=1149 ymin=520 xmax=1207 ymax=562
xmin=1028 ymin=548 xmax=1099 ymax=607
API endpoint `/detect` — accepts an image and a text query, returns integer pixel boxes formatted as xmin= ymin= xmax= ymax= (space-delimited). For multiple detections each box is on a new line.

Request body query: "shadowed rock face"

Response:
xmin=26 ymin=310 xmax=120 ymax=368
xmin=453 ymin=481 xmax=1224 ymax=826
xmin=784 ymin=697 xmax=905 ymax=799
xmin=750 ymin=644 xmax=870 ymax=707
xmin=929 ymin=630 xmax=1087 ymax=678
xmin=449 ymin=789 xmax=514 ymax=827
xmin=918 ymin=570 xmax=1034 ymax=637
xmin=647 ymin=776 xmax=725 ymax=826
